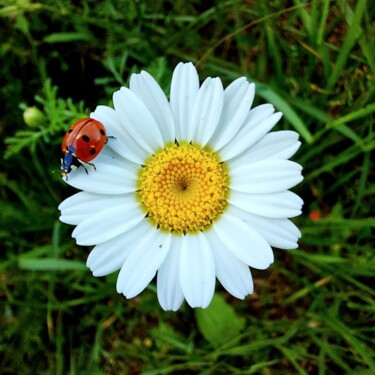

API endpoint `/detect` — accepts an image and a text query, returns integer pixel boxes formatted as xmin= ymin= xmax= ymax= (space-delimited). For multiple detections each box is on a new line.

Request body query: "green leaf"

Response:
xmin=195 ymin=294 xmax=245 ymax=348
xmin=18 ymin=258 xmax=87 ymax=271
xmin=43 ymin=32 xmax=93 ymax=44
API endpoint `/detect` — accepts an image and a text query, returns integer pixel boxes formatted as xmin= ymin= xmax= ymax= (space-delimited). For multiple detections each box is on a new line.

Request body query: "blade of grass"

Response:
xmin=351 ymin=151 xmax=371 ymax=216
xmin=43 ymin=32 xmax=94 ymax=43
xmin=309 ymin=310 xmax=375 ymax=370
xmin=213 ymin=324 xmax=299 ymax=357
xmin=276 ymin=345 xmax=308 ymax=375
xmin=327 ymin=0 xmax=367 ymax=90
xmin=196 ymin=3 xmax=309 ymax=67
xmin=290 ymin=97 xmax=332 ymax=123
xmin=304 ymin=143 xmax=372 ymax=180
xmin=338 ymin=0 xmax=375 ymax=73
xmin=284 ymin=276 xmax=332 ymax=305
xmin=316 ymin=0 xmax=330 ymax=45
xmin=316 ymin=0 xmax=332 ymax=79
xmin=331 ymin=123 xmax=366 ymax=149
xmin=326 ymin=102 xmax=375 ymax=127
xmin=264 ymin=21 xmax=283 ymax=82
xmin=293 ymin=250 xmax=375 ymax=296
xmin=18 ymin=258 xmax=87 ymax=271
xmin=312 ymin=335 xmax=352 ymax=373
xmin=253 ymin=82 xmax=314 ymax=143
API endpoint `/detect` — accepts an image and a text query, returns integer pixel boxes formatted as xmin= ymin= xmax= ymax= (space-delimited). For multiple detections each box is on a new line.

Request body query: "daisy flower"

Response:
xmin=58 ymin=62 xmax=303 ymax=311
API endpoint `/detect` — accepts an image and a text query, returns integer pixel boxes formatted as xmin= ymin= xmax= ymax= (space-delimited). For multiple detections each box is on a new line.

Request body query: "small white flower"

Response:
xmin=59 ymin=62 xmax=303 ymax=311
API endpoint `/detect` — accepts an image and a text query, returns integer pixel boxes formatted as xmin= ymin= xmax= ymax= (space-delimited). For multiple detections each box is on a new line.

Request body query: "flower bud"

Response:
xmin=23 ymin=107 xmax=45 ymax=128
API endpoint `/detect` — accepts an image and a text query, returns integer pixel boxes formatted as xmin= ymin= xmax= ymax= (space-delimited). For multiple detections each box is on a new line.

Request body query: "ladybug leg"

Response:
xmin=105 ymin=135 xmax=116 ymax=144
xmin=78 ymin=161 xmax=97 ymax=174
xmin=71 ymin=156 xmax=96 ymax=175
xmin=85 ymin=161 xmax=97 ymax=171
xmin=71 ymin=157 xmax=90 ymax=175
xmin=80 ymin=163 xmax=89 ymax=175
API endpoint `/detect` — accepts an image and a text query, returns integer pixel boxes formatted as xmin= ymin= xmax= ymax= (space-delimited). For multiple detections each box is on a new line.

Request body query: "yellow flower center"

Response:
xmin=137 ymin=142 xmax=229 ymax=234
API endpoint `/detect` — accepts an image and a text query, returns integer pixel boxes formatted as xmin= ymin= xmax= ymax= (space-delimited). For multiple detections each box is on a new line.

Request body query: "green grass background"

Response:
xmin=1 ymin=0 xmax=374 ymax=374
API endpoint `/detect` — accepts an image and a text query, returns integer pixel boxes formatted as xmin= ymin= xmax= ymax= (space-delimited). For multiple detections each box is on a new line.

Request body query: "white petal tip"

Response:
xmin=160 ymin=304 xmax=182 ymax=312
xmin=92 ymin=270 xmax=105 ymax=277
xmin=116 ymin=282 xmax=123 ymax=294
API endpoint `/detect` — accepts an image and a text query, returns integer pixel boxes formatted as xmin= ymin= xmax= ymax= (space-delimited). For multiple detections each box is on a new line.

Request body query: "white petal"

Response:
xmin=86 ymin=221 xmax=150 ymax=276
xmin=116 ymin=230 xmax=171 ymax=299
xmin=213 ymin=212 xmax=274 ymax=269
xmin=210 ymin=79 xmax=255 ymax=150
xmin=179 ymin=233 xmax=215 ymax=308
xmin=220 ymin=110 xmax=282 ymax=161
xmin=229 ymin=190 xmax=303 ymax=218
xmin=113 ymin=87 xmax=164 ymax=153
xmin=89 ymin=148 xmax=139 ymax=175
xmin=170 ymin=62 xmax=200 ymax=140
xmin=64 ymin=155 xmax=138 ymax=194
xmin=72 ymin=199 xmax=144 ymax=246
xmin=97 ymin=148 xmax=140 ymax=169
xmin=205 ymin=230 xmax=253 ymax=299
xmin=229 ymin=206 xmax=302 ymax=249
xmin=157 ymin=236 xmax=184 ymax=311
xmin=229 ymin=130 xmax=301 ymax=170
xmin=241 ymin=103 xmax=275 ymax=125
xmin=90 ymin=106 xmax=148 ymax=164
xmin=59 ymin=192 xmax=134 ymax=225
xmin=129 ymin=71 xmax=175 ymax=143
xmin=58 ymin=191 xmax=94 ymax=211
xmin=190 ymin=77 xmax=224 ymax=145
xmin=230 ymin=159 xmax=303 ymax=194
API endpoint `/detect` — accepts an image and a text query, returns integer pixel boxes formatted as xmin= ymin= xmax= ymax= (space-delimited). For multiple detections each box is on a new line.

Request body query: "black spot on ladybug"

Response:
xmin=82 ymin=135 xmax=90 ymax=142
xmin=100 ymin=129 xmax=105 ymax=136
xmin=67 ymin=129 xmax=73 ymax=134
xmin=90 ymin=148 xmax=96 ymax=155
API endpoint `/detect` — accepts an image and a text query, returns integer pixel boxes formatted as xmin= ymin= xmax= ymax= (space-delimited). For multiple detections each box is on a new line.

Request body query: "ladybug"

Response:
xmin=61 ymin=118 xmax=109 ymax=178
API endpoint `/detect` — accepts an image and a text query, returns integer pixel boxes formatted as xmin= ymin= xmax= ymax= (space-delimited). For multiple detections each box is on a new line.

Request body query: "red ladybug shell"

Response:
xmin=61 ymin=118 xmax=107 ymax=163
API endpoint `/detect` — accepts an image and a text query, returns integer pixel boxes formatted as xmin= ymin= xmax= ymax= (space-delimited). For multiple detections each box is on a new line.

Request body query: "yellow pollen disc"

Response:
xmin=137 ymin=143 xmax=229 ymax=234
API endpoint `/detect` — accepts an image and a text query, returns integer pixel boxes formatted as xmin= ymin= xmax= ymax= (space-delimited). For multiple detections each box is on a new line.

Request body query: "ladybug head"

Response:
xmin=60 ymin=151 xmax=76 ymax=178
